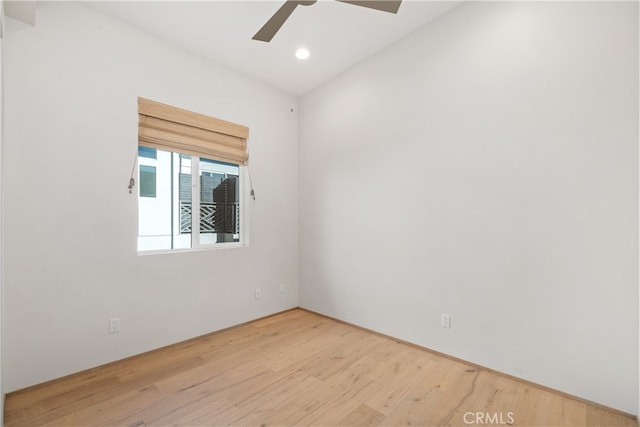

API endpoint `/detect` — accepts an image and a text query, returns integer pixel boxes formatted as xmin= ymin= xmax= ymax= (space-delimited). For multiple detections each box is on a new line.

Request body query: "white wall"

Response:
xmin=3 ymin=2 xmax=298 ymax=391
xmin=0 ymin=2 xmax=4 ymax=423
xmin=300 ymin=1 xmax=638 ymax=415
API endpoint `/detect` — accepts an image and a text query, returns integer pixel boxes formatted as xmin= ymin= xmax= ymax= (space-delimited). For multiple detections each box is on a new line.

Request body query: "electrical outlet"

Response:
xmin=441 ymin=314 xmax=450 ymax=328
xmin=279 ymin=283 xmax=285 ymax=294
xmin=255 ymin=288 xmax=262 ymax=300
xmin=109 ymin=318 xmax=120 ymax=334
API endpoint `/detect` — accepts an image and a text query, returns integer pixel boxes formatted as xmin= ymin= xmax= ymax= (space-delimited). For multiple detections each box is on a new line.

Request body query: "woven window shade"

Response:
xmin=138 ymin=97 xmax=249 ymax=165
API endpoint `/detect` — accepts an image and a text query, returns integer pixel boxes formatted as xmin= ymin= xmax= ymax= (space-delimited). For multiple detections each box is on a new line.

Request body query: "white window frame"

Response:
xmin=137 ymin=151 xmax=249 ymax=254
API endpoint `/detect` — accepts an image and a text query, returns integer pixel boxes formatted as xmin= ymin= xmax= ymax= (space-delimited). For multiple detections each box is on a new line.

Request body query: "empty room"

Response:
xmin=0 ymin=0 xmax=638 ymax=426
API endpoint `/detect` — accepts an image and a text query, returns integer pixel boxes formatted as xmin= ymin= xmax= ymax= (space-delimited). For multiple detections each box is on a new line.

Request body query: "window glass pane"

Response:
xmin=138 ymin=150 xmax=172 ymax=251
xmin=199 ymin=157 xmax=240 ymax=245
xmin=139 ymin=165 xmax=156 ymax=198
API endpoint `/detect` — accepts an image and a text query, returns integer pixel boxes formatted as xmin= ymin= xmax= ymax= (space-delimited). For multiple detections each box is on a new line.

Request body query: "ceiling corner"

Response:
xmin=4 ymin=0 xmax=36 ymax=26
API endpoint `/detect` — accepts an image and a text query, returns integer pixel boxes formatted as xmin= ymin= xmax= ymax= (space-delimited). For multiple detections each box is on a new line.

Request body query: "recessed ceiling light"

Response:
xmin=295 ymin=47 xmax=310 ymax=60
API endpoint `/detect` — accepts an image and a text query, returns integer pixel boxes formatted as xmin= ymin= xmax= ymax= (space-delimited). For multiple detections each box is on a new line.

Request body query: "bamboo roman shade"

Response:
xmin=138 ymin=97 xmax=249 ymax=165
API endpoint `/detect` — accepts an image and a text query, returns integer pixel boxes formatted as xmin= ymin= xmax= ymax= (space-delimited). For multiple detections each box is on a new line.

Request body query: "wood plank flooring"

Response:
xmin=5 ymin=309 xmax=637 ymax=426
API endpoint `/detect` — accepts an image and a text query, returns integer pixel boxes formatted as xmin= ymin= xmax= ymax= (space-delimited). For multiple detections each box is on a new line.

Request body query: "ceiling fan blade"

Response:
xmin=336 ymin=0 xmax=402 ymax=14
xmin=253 ymin=0 xmax=317 ymax=42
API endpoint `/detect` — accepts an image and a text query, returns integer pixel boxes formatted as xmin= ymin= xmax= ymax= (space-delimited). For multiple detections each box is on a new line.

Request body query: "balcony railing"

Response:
xmin=179 ymin=201 xmax=239 ymax=234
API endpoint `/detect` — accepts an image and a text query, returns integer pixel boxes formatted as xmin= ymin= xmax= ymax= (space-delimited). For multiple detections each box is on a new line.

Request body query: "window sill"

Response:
xmin=137 ymin=242 xmax=248 ymax=256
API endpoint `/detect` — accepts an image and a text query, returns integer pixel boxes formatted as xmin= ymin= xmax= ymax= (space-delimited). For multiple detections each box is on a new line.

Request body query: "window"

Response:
xmin=139 ymin=164 xmax=156 ymax=198
xmin=137 ymin=150 xmax=241 ymax=251
xmin=138 ymin=146 xmax=157 ymax=160
xmin=137 ymin=98 xmax=249 ymax=252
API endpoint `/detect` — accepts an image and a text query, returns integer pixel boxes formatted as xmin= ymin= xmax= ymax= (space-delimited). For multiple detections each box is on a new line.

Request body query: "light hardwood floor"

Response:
xmin=5 ymin=309 xmax=637 ymax=427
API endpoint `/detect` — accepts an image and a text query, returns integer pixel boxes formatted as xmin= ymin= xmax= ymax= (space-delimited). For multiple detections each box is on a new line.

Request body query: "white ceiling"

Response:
xmin=84 ymin=1 xmax=460 ymax=96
